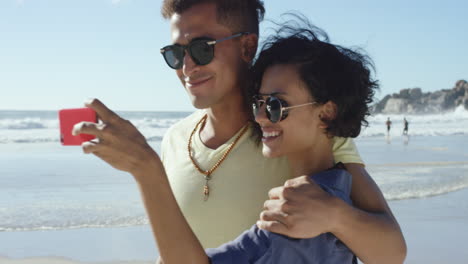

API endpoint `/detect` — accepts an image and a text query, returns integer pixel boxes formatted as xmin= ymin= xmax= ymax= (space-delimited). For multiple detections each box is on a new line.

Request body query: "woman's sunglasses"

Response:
xmin=252 ymin=94 xmax=317 ymax=123
xmin=160 ymin=32 xmax=249 ymax=70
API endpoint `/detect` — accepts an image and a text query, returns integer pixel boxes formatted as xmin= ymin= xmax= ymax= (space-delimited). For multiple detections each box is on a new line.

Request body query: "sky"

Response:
xmin=1 ymin=0 xmax=467 ymax=111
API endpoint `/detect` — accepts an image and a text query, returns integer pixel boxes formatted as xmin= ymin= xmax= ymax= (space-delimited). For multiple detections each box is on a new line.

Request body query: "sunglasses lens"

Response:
xmin=189 ymin=41 xmax=214 ymax=65
xmin=266 ymin=97 xmax=282 ymax=123
xmin=162 ymin=46 xmax=184 ymax=69
xmin=252 ymin=96 xmax=262 ymax=116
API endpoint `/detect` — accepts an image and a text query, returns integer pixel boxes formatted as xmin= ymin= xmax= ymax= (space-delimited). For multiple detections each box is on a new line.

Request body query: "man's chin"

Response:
xmin=190 ymin=97 xmax=213 ymax=110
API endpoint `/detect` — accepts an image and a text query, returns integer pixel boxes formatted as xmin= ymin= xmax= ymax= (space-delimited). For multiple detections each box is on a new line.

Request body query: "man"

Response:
xmin=403 ymin=117 xmax=409 ymax=135
xmin=386 ymin=117 xmax=392 ymax=135
xmin=74 ymin=0 xmax=406 ymax=263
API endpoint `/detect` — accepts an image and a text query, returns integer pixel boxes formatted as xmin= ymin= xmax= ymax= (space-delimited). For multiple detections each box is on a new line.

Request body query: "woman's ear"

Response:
xmin=318 ymin=101 xmax=338 ymax=129
xmin=240 ymin=34 xmax=258 ymax=63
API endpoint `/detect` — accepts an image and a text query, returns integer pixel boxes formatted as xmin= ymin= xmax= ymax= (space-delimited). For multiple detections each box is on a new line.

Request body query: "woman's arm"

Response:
xmin=134 ymin=158 xmax=210 ymax=264
xmin=257 ymin=164 xmax=406 ymax=264
xmin=73 ymin=99 xmax=209 ymax=264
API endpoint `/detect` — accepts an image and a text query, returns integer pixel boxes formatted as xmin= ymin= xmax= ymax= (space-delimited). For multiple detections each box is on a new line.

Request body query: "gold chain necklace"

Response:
xmin=188 ymin=114 xmax=249 ymax=201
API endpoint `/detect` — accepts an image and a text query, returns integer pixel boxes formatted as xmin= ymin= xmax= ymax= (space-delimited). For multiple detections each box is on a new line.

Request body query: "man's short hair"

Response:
xmin=161 ymin=0 xmax=265 ymax=35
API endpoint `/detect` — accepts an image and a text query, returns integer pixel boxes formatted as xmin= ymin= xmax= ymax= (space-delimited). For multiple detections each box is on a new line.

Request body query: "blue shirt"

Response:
xmin=206 ymin=168 xmax=355 ymax=264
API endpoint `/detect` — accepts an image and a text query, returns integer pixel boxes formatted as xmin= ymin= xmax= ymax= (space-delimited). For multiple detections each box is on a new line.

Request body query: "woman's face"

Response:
xmin=255 ymin=64 xmax=324 ymax=159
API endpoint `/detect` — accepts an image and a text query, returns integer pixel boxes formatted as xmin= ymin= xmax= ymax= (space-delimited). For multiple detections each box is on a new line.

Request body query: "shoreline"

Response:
xmin=0 ymin=257 xmax=153 ymax=264
xmin=389 ymin=187 xmax=468 ymax=264
xmin=1 ymin=134 xmax=467 ymax=263
xmin=0 ymin=226 xmax=158 ymax=264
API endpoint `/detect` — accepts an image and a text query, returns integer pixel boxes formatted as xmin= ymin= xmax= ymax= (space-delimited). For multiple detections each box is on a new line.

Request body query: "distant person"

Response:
xmin=403 ymin=118 xmax=409 ymax=135
xmin=386 ymin=117 xmax=392 ymax=135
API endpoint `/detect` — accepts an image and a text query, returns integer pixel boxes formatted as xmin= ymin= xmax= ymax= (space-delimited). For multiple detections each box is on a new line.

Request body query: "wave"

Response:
xmin=0 ymin=118 xmax=56 ymax=130
xmin=2 ymin=172 xmax=467 ymax=232
xmin=3 ymin=185 xmax=466 ymax=232
xmin=0 ymin=117 xmax=181 ymax=131
xmin=2 ymin=108 xmax=468 ymax=143
xmin=368 ymin=162 xmax=468 ymax=201
xmin=0 ymin=221 xmax=149 ymax=233
xmin=0 ymin=113 xmax=185 ymax=144
xmin=0 ymin=138 xmax=59 ymax=144
xmin=146 ymin=136 xmax=163 ymax=142
xmin=0 ymin=204 xmax=149 ymax=232
xmin=384 ymin=184 xmax=468 ymax=201
xmin=359 ymin=105 xmax=468 ymax=138
xmin=0 ymin=136 xmax=162 ymax=144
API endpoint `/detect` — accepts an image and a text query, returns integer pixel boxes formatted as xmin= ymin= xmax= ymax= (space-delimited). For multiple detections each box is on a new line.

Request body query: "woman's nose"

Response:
xmin=254 ymin=103 xmax=270 ymax=125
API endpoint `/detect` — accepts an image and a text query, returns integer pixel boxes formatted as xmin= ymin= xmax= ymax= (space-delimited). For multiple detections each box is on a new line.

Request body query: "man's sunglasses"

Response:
xmin=160 ymin=32 xmax=249 ymax=70
xmin=252 ymin=94 xmax=317 ymax=123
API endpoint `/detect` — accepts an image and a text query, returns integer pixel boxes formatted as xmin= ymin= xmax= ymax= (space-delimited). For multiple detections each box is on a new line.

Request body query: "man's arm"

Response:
xmin=257 ymin=164 xmax=407 ymax=264
xmin=337 ymin=163 xmax=406 ymax=264
xmin=73 ymin=99 xmax=210 ymax=264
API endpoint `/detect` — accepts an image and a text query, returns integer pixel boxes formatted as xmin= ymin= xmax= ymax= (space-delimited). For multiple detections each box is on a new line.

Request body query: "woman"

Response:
xmin=201 ymin=20 xmax=378 ymax=263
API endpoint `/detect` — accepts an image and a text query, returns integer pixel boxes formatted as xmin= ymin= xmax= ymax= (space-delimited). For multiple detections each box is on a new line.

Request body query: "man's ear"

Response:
xmin=318 ymin=101 xmax=338 ymax=129
xmin=240 ymin=33 xmax=258 ymax=63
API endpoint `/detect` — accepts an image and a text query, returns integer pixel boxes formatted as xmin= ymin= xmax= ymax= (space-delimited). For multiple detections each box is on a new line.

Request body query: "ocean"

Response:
xmin=1 ymin=107 xmax=468 ymax=262
xmin=0 ymin=110 xmax=190 ymax=233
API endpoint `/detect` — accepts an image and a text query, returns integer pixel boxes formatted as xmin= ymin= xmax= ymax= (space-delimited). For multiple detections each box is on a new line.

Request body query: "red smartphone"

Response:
xmin=59 ymin=107 xmax=97 ymax=146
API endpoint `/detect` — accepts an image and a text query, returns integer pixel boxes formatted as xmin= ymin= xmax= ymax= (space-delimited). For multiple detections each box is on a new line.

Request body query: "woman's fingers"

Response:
xmin=81 ymin=139 xmax=102 ymax=154
xmin=85 ymin=98 xmax=120 ymax=124
xmin=72 ymin=121 xmax=106 ymax=138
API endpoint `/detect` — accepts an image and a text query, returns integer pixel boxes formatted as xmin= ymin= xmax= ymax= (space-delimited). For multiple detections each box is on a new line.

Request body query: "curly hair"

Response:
xmin=251 ymin=13 xmax=378 ymax=138
xmin=161 ymin=0 xmax=265 ymax=36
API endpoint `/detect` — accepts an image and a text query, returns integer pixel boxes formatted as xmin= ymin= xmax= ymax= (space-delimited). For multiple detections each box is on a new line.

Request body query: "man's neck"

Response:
xmin=199 ymin=98 xmax=250 ymax=150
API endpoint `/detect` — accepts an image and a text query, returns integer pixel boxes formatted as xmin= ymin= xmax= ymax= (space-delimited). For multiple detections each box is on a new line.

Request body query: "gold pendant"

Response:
xmin=203 ymin=184 xmax=209 ymax=201
xmin=203 ymin=176 xmax=210 ymax=201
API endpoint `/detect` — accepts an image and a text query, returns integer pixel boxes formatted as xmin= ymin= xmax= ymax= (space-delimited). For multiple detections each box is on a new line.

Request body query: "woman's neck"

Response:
xmin=287 ymin=136 xmax=335 ymax=177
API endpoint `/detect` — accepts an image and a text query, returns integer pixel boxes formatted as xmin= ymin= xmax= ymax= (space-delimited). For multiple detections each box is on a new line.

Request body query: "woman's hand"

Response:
xmin=72 ymin=98 xmax=160 ymax=181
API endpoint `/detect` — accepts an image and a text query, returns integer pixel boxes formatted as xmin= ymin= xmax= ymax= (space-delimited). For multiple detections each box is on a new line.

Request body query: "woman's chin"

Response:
xmin=262 ymin=146 xmax=282 ymax=159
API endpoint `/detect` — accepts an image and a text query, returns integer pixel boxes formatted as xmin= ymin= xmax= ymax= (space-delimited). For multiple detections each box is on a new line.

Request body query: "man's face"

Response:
xmin=169 ymin=2 xmax=245 ymax=109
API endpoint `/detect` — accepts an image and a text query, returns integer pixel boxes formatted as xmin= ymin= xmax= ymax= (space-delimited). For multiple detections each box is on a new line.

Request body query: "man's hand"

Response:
xmin=256 ymin=175 xmax=342 ymax=239
xmin=72 ymin=98 xmax=159 ymax=180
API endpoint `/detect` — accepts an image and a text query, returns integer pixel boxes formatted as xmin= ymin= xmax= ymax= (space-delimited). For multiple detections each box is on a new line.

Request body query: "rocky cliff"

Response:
xmin=373 ymin=80 xmax=468 ymax=114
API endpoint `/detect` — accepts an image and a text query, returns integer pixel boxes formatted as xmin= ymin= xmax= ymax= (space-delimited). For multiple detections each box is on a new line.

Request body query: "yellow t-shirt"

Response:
xmin=332 ymin=136 xmax=364 ymax=165
xmin=161 ymin=110 xmax=363 ymax=248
